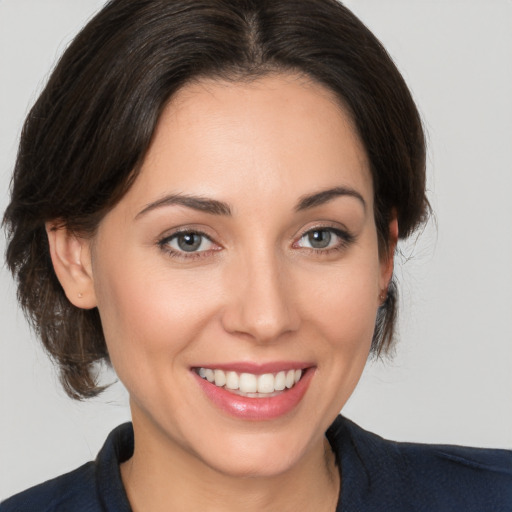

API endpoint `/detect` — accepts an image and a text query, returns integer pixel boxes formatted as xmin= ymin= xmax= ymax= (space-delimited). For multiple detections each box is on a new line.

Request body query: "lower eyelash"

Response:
xmin=161 ymin=248 xmax=210 ymax=260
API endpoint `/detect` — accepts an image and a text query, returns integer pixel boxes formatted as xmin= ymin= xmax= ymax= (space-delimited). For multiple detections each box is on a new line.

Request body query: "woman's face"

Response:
xmin=86 ymin=74 xmax=394 ymax=477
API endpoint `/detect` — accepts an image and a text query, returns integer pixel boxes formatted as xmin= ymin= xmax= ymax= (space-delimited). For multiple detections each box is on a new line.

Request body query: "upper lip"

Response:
xmin=192 ymin=361 xmax=314 ymax=374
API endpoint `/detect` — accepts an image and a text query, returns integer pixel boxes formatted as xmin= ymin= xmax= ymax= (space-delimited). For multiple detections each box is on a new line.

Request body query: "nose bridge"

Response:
xmin=221 ymin=245 xmax=299 ymax=342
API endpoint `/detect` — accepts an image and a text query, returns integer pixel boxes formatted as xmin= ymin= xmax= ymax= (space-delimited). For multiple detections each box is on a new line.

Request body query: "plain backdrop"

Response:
xmin=1 ymin=0 xmax=511 ymax=500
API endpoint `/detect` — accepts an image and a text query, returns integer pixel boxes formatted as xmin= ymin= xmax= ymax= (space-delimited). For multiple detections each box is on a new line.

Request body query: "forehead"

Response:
xmin=127 ymin=73 xmax=372 ymax=212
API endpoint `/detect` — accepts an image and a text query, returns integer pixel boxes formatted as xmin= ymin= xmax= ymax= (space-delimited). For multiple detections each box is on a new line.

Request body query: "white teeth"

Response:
xmin=214 ymin=369 xmax=226 ymax=387
xmin=197 ymin=367 xmax=305 ymax=394
xmin=239 ymin=373 xmax=258 ymax=393
xmin=285 ymin=369 xmax=295 ymax=389
xmin=275 ymin=371 xmax=286 ymax=391
xmin=225 ymin=371 xmax=239 ymax=390
xmin=257 ymin=373 xmax=275 ymax=393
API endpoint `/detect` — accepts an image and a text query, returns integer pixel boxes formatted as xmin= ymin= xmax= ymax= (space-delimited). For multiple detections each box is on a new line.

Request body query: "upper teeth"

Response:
xmin=197 ymin=368 xmax=303 ymax=394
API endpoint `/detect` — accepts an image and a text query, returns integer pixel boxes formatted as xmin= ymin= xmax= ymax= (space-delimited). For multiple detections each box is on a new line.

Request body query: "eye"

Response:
xmin=296 ymin=227 xmax=353 ymax=251
xmin=160 ymin=231 xmax=215 ymax=254
xmin=302 ymin=229 xmax=333 ymax=249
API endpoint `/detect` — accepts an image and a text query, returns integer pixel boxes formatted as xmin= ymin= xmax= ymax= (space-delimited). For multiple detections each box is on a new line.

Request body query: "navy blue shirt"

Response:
xmin=2 ymin=416 xmax=511 ymax=511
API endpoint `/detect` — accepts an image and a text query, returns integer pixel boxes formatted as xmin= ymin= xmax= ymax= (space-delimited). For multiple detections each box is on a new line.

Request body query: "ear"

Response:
xmin=379 ymin=214 xmax=399 ymax=292
xmin=46 ymin=222 xmax=97 ymax=309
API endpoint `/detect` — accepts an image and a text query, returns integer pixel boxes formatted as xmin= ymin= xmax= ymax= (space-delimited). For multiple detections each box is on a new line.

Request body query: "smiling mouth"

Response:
xmin=194 ymin=367 xmax=305 ymax=397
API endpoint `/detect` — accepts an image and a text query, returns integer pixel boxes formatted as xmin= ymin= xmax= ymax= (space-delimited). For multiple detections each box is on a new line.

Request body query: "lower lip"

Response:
xmin=194 ymin=369 xmax=314 ymax=421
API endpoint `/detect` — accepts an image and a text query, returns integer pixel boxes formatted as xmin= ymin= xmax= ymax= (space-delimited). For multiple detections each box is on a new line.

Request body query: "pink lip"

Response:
xmin=193 ymin=366 xmax=315 ymax=421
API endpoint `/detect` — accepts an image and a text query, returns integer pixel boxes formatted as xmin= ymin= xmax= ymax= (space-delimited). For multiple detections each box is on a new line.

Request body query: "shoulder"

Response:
xmin=327 ymin=415 xmax=512 ymax=512
xmin=395 ymin=436 xmax=512 ymax=511
xmin=0 ymin=423 xmax=133 ymax=512
xmin=0 ymin=462 xmax=97 ymax=512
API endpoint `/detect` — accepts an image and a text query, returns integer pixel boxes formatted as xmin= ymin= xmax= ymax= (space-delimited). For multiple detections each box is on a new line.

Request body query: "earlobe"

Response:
xmin=45 ymin=222 xmax=97 ymax=309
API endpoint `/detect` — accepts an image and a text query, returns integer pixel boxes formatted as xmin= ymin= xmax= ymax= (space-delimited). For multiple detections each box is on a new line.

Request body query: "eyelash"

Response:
xmin=294 ymin=226 xmax=355 ymax=255
xmin=157 ymin=226 xmax=355 ymax=260
xmin=158 ymin=229 xmax=219 ymax=260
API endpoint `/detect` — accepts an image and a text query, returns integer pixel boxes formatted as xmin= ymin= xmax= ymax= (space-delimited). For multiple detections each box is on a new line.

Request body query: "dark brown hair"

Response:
xmin=3 ymin=0 xmax=428 ymax=399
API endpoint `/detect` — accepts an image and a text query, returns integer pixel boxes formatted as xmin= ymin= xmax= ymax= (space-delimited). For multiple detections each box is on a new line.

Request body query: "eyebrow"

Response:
xmin=295 ymin=186 xmax=366 ymax=212
xmin=136 ymin=185 xmax=365 ymax=219
xmin=136 ymin=194 xmax=232 ymax=219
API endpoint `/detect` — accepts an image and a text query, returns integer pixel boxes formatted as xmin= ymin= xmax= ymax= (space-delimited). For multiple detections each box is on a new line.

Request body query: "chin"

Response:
xmin=205 ymin=441 xmax=306 ymax=479
xmin=188 ymin=420 xmax=324 ymax=479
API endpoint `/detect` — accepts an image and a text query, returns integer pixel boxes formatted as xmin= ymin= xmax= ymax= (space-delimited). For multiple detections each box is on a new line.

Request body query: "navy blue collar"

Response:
xmin=95 ymin=423 xmax=133 ymax=512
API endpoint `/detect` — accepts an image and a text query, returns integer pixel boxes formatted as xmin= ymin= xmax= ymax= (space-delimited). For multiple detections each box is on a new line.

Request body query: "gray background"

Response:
xmin=1 ymin=0 xmax=511 ymax=499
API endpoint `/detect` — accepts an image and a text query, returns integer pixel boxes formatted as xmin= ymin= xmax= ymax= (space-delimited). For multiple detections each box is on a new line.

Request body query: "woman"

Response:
xmin=1 ymin=0 xmax=511 ymax=510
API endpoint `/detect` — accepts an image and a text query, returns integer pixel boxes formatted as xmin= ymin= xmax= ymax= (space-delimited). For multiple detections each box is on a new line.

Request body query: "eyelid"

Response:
xmin=156 ymin=224 xmax=220 ymax=244
xmin=293 ymin=221 xmax=353 ymax=241
xmin=292 ymin=224 xmax=355 ymax=251
xmin=157 ymin=227 xmax=223 ymax=259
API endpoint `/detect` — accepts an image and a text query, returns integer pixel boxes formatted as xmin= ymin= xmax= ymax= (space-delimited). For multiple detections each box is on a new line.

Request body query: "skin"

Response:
xmin=47 ymin=73 xmax=397 ymax=512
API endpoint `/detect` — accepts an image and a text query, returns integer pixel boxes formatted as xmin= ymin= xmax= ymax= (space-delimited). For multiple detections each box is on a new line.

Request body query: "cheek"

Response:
xmin=93 ymin=252 xmax=221 ymax=372
xmin=298 ymin=258 xmax=380 ymax=348
xmin=289 ymin=255 xmax=380 ymax=421
xmin=304 ymin=283 xmax=377 ymax=376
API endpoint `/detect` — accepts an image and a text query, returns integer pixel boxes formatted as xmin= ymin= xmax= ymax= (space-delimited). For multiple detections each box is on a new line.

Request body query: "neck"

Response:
xmin=121 ymin=412 xmax=340 ymax=512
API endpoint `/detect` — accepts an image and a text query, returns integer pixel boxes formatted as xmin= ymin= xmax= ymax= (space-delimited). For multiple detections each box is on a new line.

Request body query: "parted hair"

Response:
xmin=3 ymin=0 xmax=428 ymax=399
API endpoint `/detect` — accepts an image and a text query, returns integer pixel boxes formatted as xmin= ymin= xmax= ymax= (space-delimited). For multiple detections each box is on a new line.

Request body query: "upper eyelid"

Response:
xmin=158 ymin=227 xmax=217 ymax=244
xmin=161 ymin=235 xmax=215 ymax=251
xmin=162 ymin=231 xmax=212 ymax=242
xmin=295 ymin=223 xmax=353 ymax=241
xmin=302 ymin=226 xmax=348 ymax=235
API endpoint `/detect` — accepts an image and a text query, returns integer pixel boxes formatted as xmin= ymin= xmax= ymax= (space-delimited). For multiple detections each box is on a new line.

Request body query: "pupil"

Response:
xmin=178 ymin=233 xmax=201 ymax=252
xmin=309 ymin=230 xmax=331 ymax=249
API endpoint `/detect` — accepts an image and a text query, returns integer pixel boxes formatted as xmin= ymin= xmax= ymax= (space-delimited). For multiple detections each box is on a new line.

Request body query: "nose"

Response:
xmin=220 ymin=251 xmax=300 ymax=343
